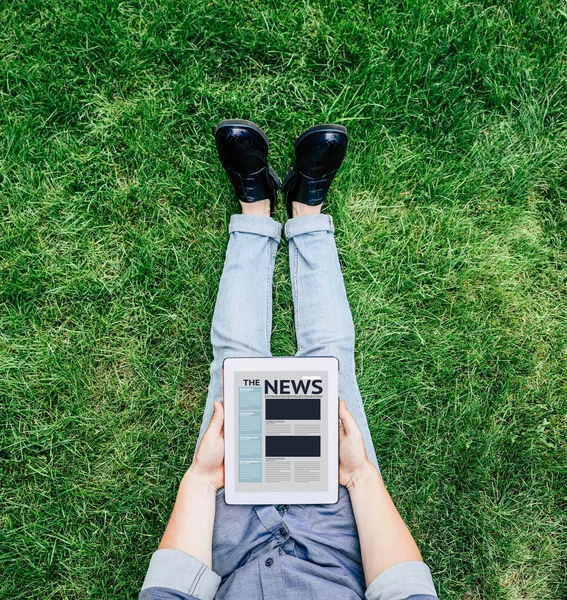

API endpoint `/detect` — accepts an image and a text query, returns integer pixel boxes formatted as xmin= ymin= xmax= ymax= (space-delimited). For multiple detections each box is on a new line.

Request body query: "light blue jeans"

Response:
xmin=197 ymin=213 xmax=378 ymax=469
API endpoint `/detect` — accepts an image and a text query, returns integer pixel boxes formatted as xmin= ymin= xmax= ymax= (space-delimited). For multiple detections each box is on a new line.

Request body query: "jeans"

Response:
xmin=196 ymin=212 xmax=378 ymax=468
xmin=141 ymin=214 xmax=440 ymax=600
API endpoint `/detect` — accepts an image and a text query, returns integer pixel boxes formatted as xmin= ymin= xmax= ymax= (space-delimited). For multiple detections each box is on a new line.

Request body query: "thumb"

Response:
xmin=339 ymin=400 xmax=357 ymax=436
xmin=208 ymin=401 xmax=224 ymax=435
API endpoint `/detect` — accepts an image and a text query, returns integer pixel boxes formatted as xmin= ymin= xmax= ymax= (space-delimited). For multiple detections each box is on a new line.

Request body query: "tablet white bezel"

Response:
xmin=223 ymin=356 xmax=339 ymax=505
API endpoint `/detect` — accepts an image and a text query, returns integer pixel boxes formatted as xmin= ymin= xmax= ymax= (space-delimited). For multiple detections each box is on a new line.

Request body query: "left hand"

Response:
xmin=339 ymin=400 xmax=375 ymax=488
xmin=190 ymin=401 xmax=225 ymax=491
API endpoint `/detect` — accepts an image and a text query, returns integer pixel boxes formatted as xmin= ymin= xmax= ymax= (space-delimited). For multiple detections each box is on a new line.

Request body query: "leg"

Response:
xmin=205 ymin=122 xmax=283 ymax=579
xmin=285 ymin=214 xmax=378 ymax=468
xmin=196 ymin=214 xmax=281 ymax=447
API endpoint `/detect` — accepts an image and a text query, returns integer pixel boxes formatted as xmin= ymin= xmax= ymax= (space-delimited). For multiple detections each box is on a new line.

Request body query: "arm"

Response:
xmin=140 ymin=402 xmax=225 ymax=600
xmin=347 ymin=463 xmax=422 ymax=585
xmin=157 ymin=469 xmax=217 ymax=568
xmin=159 ymin=401 xmax=225 ymax=567
xmin=339 ymin=401 xmax=437 ymax=597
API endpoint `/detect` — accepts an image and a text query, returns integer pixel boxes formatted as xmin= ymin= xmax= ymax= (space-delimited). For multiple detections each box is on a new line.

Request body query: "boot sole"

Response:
xmin=294 ymin=123 xmax=348 ymax=150
xmin=215 ymin=119 xmax=270 ymax=147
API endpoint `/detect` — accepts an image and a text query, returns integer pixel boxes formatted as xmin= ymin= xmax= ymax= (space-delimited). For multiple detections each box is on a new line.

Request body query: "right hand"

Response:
xmin=189 ymin=401 xmax=225 ymax=491
xmin=339 ymin=400 xmax=376 ymax=488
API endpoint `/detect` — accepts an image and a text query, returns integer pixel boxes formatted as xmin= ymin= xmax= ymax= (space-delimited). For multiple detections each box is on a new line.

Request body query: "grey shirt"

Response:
xmin=140 ymin=486 xmax=438 ymax=600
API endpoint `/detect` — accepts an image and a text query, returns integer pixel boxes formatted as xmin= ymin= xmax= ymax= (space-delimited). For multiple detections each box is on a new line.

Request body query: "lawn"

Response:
xmin=1 ymin=1 xmax=566 ymax=598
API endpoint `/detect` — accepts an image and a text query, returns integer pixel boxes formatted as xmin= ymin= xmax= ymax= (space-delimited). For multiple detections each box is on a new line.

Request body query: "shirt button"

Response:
xmin=265 ymin=558 xmax=274 ymax=567
xmin=279 ymin=527 xmax=287 ymax=537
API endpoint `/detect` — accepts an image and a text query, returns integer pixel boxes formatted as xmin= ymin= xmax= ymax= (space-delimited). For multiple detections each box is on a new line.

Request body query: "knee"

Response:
xmin=313 ymin=318 xmax=356 ymax=357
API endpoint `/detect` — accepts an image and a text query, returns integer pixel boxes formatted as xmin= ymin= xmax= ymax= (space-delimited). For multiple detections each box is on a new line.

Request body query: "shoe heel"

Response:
xmin=268 ymin=165 xmax=281 ymax=188
xmin=281 ymin=168 xmax=294 ymax=190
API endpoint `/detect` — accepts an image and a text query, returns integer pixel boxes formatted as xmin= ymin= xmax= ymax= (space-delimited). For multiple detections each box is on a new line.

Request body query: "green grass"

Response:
xmin=1 ymin=0 xmax=566 ymax=598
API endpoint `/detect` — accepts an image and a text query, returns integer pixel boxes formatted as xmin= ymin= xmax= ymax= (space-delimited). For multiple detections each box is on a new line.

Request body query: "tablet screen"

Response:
xmin=234 ymin=370 xmax=329 ymax=493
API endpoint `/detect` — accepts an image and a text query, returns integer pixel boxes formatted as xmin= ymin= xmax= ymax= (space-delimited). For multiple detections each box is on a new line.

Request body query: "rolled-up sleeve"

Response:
xmin=365 ymin=561 xmax=438 ymax=600
xmin=139 ymin=549 xmax=221 ymax=600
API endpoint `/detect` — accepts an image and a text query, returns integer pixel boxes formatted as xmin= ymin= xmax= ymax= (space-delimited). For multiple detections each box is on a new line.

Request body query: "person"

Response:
xmin=139 ymin=120 xmax=439 ymax=600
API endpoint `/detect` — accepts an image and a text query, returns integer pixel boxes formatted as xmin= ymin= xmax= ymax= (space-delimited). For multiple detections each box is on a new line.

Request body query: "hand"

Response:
xmin=339 ymin=400 xmax=376 ymax=489
xmin=189 ymin=401 xmax=225 ymax=491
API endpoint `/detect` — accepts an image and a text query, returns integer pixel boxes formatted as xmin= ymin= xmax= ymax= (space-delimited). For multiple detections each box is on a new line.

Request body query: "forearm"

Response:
xmin=158 ymin=466 xmax=217 ymax=569
xmin=348 ymin=462 xmax=422 ymax=587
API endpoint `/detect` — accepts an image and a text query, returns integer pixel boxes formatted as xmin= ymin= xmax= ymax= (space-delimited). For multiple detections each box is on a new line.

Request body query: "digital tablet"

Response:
xmin=223 ymin=356 xmax=339 ymax=505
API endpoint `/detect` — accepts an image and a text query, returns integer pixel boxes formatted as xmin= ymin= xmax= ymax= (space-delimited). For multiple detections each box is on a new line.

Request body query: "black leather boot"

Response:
xmin=215 ymin=119 xmax=280 ymax=214
xmin=282 ymin=124 xmax=348 ymax=218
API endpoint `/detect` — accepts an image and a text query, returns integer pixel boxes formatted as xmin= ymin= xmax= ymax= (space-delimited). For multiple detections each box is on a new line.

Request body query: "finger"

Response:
xmin=208 ymin=401 xmax=224 ymax=435
xmin=338 ymin=420 xmax=346 ymax=440
xmin=339 ymin=400 xmax=357 ymax=436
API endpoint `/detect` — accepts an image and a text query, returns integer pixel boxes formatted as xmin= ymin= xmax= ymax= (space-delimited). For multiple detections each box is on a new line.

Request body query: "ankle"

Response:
xmin=240 ymin=199 xmax=271 ymax=217
xmin=292 ymin=202 xmax=322 ymax=218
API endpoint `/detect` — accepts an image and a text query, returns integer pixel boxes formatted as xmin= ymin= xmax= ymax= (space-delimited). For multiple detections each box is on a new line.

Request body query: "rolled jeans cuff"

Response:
xmin=229 ymin=214 xmax=282 ymax=243
xmin=284 ymin=214 xmax=335 ymax=239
